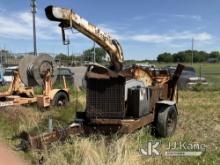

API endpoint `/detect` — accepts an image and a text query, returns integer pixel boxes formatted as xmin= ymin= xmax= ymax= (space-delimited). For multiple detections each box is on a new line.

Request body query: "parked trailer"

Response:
xmin=0 ymin=54 xmax=70 ymax=108
xmin=18 ymin=5 xmax=184 ymax=150
xmin=19 ymin=64 xmax=184 ymax=150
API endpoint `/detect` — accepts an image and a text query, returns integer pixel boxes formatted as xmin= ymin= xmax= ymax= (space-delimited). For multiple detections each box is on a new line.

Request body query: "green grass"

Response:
xmin=156 ymin=62 xmax=220 ymax=90
xmin=0 ymin=86 xmax=85 ymax=162
xmin=16 ymin=89 xmax=218 ymax=165
xmin=192 ymin=63 xmax=220 ymax=89
xmin=32 ymin=91 xmax=219 ymax=165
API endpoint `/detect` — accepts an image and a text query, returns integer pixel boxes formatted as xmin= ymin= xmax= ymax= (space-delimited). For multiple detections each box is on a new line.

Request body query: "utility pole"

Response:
xmin=30 ymin=0 xmax=37 ymax=56
xmin=3 ymin=45 xmax=5 ymax=66
xmin=0 ymin=46 xmax=2 ymax=65
xmin=66 ymin=35 xmax=70 ymax=56
xmin=191 ymin=38 xmax=194 ymax=65
xmin=93 ymin=41 xmax=96 ymax=62
xmin=71 ymin=51 xmax=74 ymax=61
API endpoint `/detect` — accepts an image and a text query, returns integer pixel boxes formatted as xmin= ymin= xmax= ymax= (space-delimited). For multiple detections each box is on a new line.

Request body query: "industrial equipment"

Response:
xmin=45 ymin=6 xmax=123 ymax=72
xmin=0 ymin=54 xmax=69 ymax=108
xmin=18 ymin=6 xmax=184 ymax=150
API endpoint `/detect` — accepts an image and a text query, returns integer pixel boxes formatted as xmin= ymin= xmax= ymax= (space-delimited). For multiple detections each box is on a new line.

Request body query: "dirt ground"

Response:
xmin=0 ymin=142 xmax=28 ymax=165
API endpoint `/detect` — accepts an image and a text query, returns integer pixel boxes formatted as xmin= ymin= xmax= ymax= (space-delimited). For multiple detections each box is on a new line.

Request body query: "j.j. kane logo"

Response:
xmin=140 ymin=141 xmax=206 ymax=157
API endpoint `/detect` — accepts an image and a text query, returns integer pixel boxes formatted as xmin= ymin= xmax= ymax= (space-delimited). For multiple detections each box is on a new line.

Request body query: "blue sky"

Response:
xmin=0 ymin=0 xmax=219 ymax=60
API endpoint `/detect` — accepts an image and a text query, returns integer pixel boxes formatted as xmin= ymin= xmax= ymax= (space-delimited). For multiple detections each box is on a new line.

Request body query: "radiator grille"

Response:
xmin=86 ymin=77 xmax=125 ymax=119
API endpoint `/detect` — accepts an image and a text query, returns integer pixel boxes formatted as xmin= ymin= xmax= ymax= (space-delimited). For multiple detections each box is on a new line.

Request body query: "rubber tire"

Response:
xmin=154 ymin=105 xmax=177 ymax=137
xmin=52 ymin=91 xmax=69 ymax=107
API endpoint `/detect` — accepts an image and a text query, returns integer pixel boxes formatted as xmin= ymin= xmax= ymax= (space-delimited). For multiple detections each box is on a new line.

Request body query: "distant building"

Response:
xmin=207 ymin=58 xmax=218 ymax=63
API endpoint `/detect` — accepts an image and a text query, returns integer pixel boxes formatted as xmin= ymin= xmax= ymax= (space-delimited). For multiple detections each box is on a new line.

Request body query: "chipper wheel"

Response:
xmin=52 ymin=91 xmax=69 ymax=107
xmin=153 ymin=105 xmax=177 ymax=137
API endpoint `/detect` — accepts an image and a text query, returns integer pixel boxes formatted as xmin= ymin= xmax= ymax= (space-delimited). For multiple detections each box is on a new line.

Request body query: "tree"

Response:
xmin=198 ymin=51 xmax=209 ymax=62
xmin=192 ymin=50 xmax=208 ymax=62
xmin=173 ymin=50 xmax=191 ymax=62
xmin=83 ymin=47 xmax=106 ymax=63
xmin=55 ymin=53 xmax=81 ymax=61
xmin=157 ymin=50 xmax=211 ymax=63
xmin=157 ymin=52 xmax=173 ymax=62
xmin=209 ymin=51 xmax=220 ymax=61
xmin=55 ymin=53 xmax=69 ymax=60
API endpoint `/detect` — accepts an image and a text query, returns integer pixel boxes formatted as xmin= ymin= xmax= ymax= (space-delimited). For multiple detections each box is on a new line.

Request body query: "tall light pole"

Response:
xmin=30 ymin=0 xmax=37 ymax=56
xmin=191 ymin=38 xmax=194 ymax=65
xmin=66 ymin=35 xmax=70 ymax=56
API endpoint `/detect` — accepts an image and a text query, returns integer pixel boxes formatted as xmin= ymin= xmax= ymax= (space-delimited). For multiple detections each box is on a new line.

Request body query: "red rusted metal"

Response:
xmin=86 ymin=76 xmax=126 ymax=119
xmin=19 ymin=114 xmax=155 ymax=150
xmin=19 ymin=64 xmax=184 ymax=150
xmin=17 ymin=4 xmax=186 ymax=150
xmin=89 ymin=113 xmax=154 ymax=134
xmin=45 ymin=6 xmax=124 ymax=71
xmin=20 ymin=124 xmax=84 ymax=150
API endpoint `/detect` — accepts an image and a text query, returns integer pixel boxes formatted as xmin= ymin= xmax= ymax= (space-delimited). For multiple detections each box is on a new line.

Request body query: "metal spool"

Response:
xmin=19 ymin=54 xmax=57 ymax=86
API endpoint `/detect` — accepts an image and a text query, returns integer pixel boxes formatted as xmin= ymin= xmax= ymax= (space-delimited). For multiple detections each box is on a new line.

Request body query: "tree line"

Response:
xmin=157 ymin=50 xmax=220 ymax=63
xmin=55 ymin=47 xmax=107 ymax=63
xmin=2 ymin=48 xmax=220 ymax=64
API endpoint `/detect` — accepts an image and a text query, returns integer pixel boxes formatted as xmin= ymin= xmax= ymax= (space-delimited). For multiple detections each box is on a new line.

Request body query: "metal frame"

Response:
xmin=0 ymin=70 xmax=69 ymax=108
xmin=18 ymin=64 xmax=185 ymax=150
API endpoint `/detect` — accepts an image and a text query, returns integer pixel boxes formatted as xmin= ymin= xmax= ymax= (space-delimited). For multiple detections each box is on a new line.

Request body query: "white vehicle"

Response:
xmin=3 ymin=66 xmax=18 ymax=83
xmin=167 ymin=66 xmax=208 ymax=89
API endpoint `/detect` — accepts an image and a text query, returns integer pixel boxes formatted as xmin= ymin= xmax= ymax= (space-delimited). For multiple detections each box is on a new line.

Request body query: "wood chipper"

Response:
xmin=0 ymin=54 xmax=69 ymax=108
xmin=18 ymin=6 xmax=184 ymax=150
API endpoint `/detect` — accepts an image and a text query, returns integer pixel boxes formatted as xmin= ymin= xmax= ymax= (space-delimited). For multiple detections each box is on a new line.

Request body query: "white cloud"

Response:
xmin=94 ymin=24 xmax=213 ymax=45
xmin=131 ymin=16 xmax=145 ymax=21
xmin=173 ymin=14 xmax=202 ymax=21
xmin=131 ymin=34 xmax=170 ymax=43
xmin=131 ymin=31 xmax=213 ymax=43
xmin=130 ymin=14 xmax=202 ymax=22
xmin=78 ymin=22 xmax=214 ymax=47
xmin=97 ymin=24 xmax=125 ymax=40
xmin=152 ymin=13 xmax=203 ymax=22
xmin=97 ymin=24 xmax=116 ymax=34
xmin=0 ymin=10 xmax=213 ymax=49
xmin=0 ymin=11 xmax=59 ymax=40
xmin=198 ymin=33 xmax=213 ymax=41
